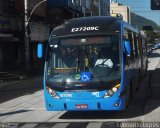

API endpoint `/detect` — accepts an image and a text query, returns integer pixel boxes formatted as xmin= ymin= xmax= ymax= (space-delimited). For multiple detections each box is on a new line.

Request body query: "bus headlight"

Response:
xmin=104 ymin=89 xmax=114 ymax=98
xmin=112 ymin=87 xmax=118 ymax=92
xmin=104 ymin=84 xmax=120 ymax=98
xmin=46 ymin=86 xmax=60 ymax=99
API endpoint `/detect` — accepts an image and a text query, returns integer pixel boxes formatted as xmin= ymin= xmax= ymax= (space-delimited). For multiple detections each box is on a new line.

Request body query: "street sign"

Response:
xmin=151 ymin=0 xmax=160 ymax=10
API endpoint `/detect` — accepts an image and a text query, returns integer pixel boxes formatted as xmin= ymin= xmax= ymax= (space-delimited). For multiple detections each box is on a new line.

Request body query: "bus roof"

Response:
xmin=50 ymin=16 xmax=123 ymax=38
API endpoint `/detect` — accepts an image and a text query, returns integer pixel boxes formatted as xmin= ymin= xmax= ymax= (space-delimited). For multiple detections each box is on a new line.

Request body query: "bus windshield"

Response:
xmin=46 ymin=35 xmax=121 ymax=89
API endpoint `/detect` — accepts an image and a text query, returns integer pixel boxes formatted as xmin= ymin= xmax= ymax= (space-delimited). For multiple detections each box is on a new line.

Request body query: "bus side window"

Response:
xmin=123 ymin=35 xmax=130 ymax=65
xmin=133 ymin=34 xmax=139 ymax=58
xmin=127 ymin=31 xmax=135 ymax=61
xmin=123 ymin=29 xmax=135 ymax=65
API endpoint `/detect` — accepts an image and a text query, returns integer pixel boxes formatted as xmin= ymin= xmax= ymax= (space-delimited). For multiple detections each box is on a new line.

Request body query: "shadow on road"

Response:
xmin=0 ymin=77 xmax=43 ymax=104
xmin=0 ymin=110 xmax=32 ymax=117
xmin=148 ymin=52 xmax=160 ymax=58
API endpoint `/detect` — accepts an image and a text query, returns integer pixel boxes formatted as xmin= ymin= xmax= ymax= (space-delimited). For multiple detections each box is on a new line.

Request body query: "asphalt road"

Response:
xmin=0 ymin=49 xmax=160 ymax=128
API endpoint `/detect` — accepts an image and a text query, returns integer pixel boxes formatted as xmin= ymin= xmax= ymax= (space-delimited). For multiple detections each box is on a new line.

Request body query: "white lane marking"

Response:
xmin=51 ymin=123 xmax=70 ymax=128
xmin=86 ymin=123 xmax=103 ymax=128
xmin=20 ymin=123 xmax=37 ymax=128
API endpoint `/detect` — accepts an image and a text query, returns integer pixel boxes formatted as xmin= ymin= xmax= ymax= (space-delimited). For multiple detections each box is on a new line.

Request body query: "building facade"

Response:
xmin=46 ymin=0 xmax=94 ymax=25
xmin=0 ymin=0 xmax=49 ymax=71
xmin=92 ymin=0 xmax=110 ymax=16
xmin=101 ymin=0 xmax=110 ymax=16
xmin=0 ymin=0 xmax=24 ymax=71
xmin=81 ymin=0 xmax=93 ymax=16
xmin=110 ymin=2 xmax=131 ymax=23
xmin=0 ymin=0 xmax=94 ymax=72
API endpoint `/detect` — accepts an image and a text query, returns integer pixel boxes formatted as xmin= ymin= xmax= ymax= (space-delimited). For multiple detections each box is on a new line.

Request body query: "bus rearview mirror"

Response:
xmin=124 ymin=40 xmax=131 ymax=56
xmin=37 ymin=44 xmax=43 ymax=58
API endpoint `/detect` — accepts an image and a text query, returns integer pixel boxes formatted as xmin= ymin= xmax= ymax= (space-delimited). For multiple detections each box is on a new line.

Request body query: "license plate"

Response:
xmin=75 ymin=104 xmax=88 ymax=109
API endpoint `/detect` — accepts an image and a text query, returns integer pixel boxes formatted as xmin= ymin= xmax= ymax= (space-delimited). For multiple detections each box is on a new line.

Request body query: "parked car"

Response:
xmin=154 ymin=43 xmax=160 ymax=49
xmin=154 ymin=44 xmax=159 ymax=49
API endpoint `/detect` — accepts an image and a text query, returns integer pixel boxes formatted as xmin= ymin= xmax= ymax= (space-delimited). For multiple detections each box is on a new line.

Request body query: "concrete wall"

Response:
xmin=101 ymin=0 xmax=110 ymax=16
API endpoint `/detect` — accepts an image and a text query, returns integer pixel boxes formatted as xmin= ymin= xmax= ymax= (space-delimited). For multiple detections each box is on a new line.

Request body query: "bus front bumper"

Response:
xmin=45 ymin=96 xmax=125 ymax=111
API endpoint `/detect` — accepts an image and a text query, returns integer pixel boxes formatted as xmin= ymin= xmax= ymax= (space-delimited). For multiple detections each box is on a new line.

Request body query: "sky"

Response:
xmin=112 ymin=0 xmax=160 ymax=25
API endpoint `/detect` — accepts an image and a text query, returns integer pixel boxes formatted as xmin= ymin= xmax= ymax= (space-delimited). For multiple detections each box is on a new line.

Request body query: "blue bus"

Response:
xmin=38 ymin=16 xmax=148 ymax=111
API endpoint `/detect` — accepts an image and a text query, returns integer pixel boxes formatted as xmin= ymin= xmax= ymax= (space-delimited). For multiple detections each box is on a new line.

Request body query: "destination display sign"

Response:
xmin=60 ymin=36 xmax=111 ymax=45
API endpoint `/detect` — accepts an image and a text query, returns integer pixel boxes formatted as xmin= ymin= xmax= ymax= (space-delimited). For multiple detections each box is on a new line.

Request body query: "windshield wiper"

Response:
xmin=61 ymin=58 xmax=79 ymax=86
xmin=89 ymin=67 xmax=103 ymax=86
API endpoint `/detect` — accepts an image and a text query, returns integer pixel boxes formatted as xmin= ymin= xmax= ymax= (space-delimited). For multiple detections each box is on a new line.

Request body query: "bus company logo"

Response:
xmin=71 ymin=26 xmax=99 ymax=32
xmin=92 ymin=92 xmax=100 ymax=97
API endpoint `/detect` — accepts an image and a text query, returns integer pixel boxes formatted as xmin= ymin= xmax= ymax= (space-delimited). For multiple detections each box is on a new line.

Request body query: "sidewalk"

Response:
xmin=0 ymin=72 xmax=27 ymax=82
xmin=0 ymin=67 xmax=43 ymax=83
xmin=147 ymin=48 xmax=160 ymax=99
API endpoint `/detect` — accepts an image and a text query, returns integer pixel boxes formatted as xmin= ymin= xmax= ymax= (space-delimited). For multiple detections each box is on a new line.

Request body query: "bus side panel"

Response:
xmin=121 ymin=22 xmax=134 ymax=108
xmin=119 ymin=21 xmax=128 ymax=109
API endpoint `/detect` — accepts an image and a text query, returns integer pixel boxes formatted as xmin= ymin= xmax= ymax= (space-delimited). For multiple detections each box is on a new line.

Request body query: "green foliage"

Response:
xmin=155 ymin=32 xmax=160 ymax=37
xmin=145 ymin=31 xmax=155 ymax=44
xmin=131 ymin=12 xmax=160 ymax=44
xmin=131 ymin=12 xmax=160 ymax=30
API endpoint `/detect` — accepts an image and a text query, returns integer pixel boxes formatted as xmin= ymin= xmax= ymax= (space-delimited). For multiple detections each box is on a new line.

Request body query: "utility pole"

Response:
xmin=24 ymin=0 xmax=30 ymax=69
xmin=24 ymin=0 xmax=47 ymax=69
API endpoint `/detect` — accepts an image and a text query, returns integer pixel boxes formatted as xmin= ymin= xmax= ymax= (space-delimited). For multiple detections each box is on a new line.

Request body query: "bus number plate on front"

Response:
xmin=75 ymin=104 xmax=88 ymax=109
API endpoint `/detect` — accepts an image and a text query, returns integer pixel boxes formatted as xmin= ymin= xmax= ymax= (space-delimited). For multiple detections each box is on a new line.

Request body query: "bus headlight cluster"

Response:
xmin=46 ymin=86 xmax=60 ymax=99
xmin=104 ymin=84 xmax=120 ymax=98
